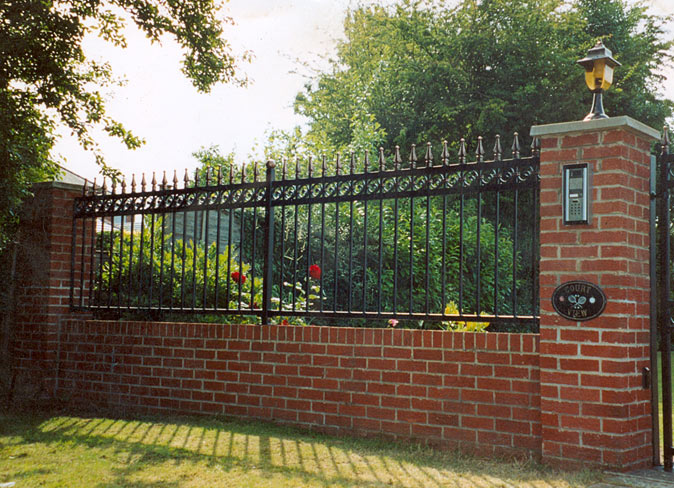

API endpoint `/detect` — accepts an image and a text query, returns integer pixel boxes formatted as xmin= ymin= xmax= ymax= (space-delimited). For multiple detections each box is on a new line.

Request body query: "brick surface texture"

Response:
xmin=12 ymin=184 xmax=92 ymax=398
xmin=538 ymin=127 xmax=654 ymax=470
xmin=55 ymin=319 xmax=541 ymax=457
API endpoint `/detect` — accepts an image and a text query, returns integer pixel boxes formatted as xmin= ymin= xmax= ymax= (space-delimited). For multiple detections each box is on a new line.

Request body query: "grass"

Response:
xmin=0 ymin=410 xmax=600 ymax=488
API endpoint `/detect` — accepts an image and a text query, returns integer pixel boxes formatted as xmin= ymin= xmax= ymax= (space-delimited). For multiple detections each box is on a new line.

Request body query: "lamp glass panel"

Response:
xmin=601 ymin=64 xmax=614 ymax=90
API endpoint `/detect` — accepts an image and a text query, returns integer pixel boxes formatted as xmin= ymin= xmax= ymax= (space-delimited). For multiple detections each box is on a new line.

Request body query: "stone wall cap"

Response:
xmin=530 ymin=115 xmax=660 ymax=140
xmin=33 ymin=181 xmax=85 ymax=193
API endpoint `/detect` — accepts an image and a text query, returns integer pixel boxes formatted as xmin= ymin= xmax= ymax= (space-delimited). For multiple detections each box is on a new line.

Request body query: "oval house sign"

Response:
xmin=551 ymin=280 xmax=606 ymax=321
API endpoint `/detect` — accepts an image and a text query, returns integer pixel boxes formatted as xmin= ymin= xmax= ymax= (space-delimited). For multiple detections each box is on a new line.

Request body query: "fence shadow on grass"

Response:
xmin=0 ymin=412 xmax=596 ymax=488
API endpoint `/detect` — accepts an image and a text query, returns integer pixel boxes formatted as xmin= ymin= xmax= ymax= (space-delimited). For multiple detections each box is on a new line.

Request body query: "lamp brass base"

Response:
xmin=583 ymin=91 xmax=608 ymax=121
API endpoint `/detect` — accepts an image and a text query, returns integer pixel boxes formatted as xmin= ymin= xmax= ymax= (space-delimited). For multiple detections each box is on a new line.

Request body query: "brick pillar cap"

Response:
xmin=32 ymin=181 xmax=86 ymax=193
xmin=530 ymin=115 xmax=659 ymax=140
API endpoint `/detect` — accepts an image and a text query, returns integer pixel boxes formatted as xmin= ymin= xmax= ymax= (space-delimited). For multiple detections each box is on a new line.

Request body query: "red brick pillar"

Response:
xmin=12 ymin=182 xmax=91 ymax=401
xmin=531 ymin=116 xmax=659 ymax=470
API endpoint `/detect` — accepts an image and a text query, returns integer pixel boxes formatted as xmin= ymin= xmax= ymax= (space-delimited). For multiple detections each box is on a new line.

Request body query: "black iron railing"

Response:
xmin=70 ymin=135 xmax=540 ymax=329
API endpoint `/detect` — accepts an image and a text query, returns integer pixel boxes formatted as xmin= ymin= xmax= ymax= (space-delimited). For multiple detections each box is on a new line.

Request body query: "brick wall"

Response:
xmin=11 ymin=182 xmax=92 ymax=400
xmin=56 ymin=319 xmax=541 ymax=458
xmin=532 ymin=116 xmax=658 ymax=470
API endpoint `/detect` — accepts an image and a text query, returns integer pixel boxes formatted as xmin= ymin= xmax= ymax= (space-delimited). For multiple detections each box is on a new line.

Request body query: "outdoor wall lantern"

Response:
xmin=577 ymin=40 xmax=621 ymax=121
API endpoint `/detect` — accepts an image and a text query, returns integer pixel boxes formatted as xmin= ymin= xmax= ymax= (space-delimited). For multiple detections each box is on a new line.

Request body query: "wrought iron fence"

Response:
xmin=70 ymin=134 xmax=540 ymax=330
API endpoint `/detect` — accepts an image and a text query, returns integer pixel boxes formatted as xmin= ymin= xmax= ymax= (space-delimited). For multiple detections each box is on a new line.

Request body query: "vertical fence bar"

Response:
xmin=78 ymin=215 xmax=87 ymax=308
xmin=377 ymin=170 xmax=384 ymax=316
xmin=425 ymin=184 xmax=431 ymax=315
xmin=363 ymin=162 xmax=369 ymax=314
xmin=393 ymin=148 xmax=400 ymax=315
xmin=348 ymin=155 xmax=355 ymax=313
xmin=117 ymin=210 xmax=125 ymax=310
xmin=659 ymin=135 xmax=673 ymax=472
xmin=306 ymin=159 xmax=313 ymax=313
xmin=512 ymin=188 xmax=519 ymax=316
xmin=137 ymin=211 xmax=145 ymax=309
xmin=69 ymin=201 xmax=78 ymax=309
xmin=127 ymin=213 xmax=135 ymax=310
xmin=202 ymin=174 xmax=211 ymax=311
xmin=88 ymin=212 xmax=96 ymax=307
xmin=251 ymin=164 xmax=259 ymax=313
xmin=458 ymin=139 xmax=466 ymax=314
xmin=494 ymin=190 xmax=500 ymax=316
xmin=107 ymin=208 xmax=116 ymax=309
xmin=279 ymin=160 xmax=287 ymax=314
xmin=226 ymin=165 xmax=234 ymax=311
xmin=237 ymin=166 xmax=245 ymax=311
xmin=650 ymin=152 xmax=661 ymax=465
xmin=320 ymin=156 xmax=326 ymax=314
xmin=262 ymin=161 xmax=276 ymax=324
xmin=214 ymin=180 xmax=222 ymax=310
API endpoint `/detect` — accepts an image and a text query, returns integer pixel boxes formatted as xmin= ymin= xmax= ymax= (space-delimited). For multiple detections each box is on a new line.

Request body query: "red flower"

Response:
xmin=309 ymin=264 xmax=321 ymax=280
xmin=231 ymin=271 xmax=246 ymax=283
xmin=281 ymin=319 xmax=289 ymax=326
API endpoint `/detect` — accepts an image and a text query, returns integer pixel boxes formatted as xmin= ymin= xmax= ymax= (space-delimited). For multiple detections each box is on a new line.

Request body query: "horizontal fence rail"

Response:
xmin=71 ymin=135 xmax=540 ymax=330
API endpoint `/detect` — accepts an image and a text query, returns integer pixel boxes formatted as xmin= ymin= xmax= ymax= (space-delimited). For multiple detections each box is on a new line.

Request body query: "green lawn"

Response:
xmin=0 ymin=410 xmax=599 ymax=488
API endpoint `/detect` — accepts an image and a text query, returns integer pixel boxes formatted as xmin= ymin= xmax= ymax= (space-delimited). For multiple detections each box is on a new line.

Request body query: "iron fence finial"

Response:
xmin=184 ymin=169 xmax=190 ymax=188
xmin=92 ymin=177 xmax=97 ymax=196
xmin=512 ymin=132 xmax=521 ymax=159
xmin=425 ymin=142 xmax=433 ymax=166
xmin=162 ymin=171 xmax=168 ymax=190
xmin=350 ymin=152 xmax=356 ymax=174
xmin=379 ymin=147 xmax=385 ymax=171
xmin=476 ymin=136 xmax=485 ymax=163
xmin=121 ymin=177 xmax=126 ymax=193
xmin=364 ymin=152 xmax=370 ymax=173
xmin=102 ymin=177 xmax=107 ymax=194
xmin=141 ymin=173 xmax=146 ymax=192
xmin=493 ymin=135 xmax=502 ymax=161
xmin=151 ymin=172 xmax=157 ymax=191
xmin=308 ymin=156 xmax=313 ymax=177
xmin=409 ymin=144 xmax=417 ymax=168
xmin=131 ymin=174 xmax=137 ymax=193
xmin=173 ymin=170 xmax=179 ymax=188
xmin=441 ymin=140 xmax=449 ymax=165
xmin=458 ymin=138 xmax=467 ymax=164
xmin=335 ymin=153 xmax=340 ymax=175
xmin=394 ymin=146 xmax=402 ymax=169
xmin=321 ymin=155 xmax=326 ymax=177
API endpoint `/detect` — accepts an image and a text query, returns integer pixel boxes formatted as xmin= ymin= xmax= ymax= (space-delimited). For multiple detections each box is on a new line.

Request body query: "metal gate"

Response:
xmin=653 ymin=127 xmax=674 ymax=471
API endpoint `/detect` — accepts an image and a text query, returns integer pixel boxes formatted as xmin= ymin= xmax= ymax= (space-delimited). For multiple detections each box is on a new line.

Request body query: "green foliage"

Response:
xmin=0 ymin=0 xmax=248 ymax=251
xmin=295 ymin=0 xmax=673 ymax=155
xmin=97 ymin=220 xmax=322 ymax=326
xmin=98 ymin=225 xmax=263 ymax=321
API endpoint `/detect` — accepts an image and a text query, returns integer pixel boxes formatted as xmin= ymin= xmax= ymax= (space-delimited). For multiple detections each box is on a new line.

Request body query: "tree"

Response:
xmin=294 ymin=0 xmax=673 ymax=158
xmin=0 ymin=0 xmax=249 ymax=251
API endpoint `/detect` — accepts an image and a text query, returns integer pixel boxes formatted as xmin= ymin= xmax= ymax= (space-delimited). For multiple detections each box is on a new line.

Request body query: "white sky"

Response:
xmin=54 ymin=0 xmax=674 ymax=183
